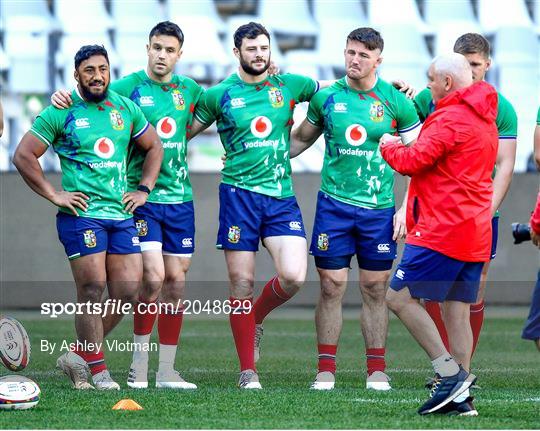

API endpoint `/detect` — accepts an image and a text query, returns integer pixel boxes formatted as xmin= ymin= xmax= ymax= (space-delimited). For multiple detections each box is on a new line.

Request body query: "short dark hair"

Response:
xmin=233 ymin=22 xmax=270 ymax=49
xmin=74 ymin=45 xmax=109 ymax=69
xmin=149 ymin=21 xmax=184 ymax=47
xmin=347 ymin=27 xmax=384 ymax=52
xmin=453 ymin=33 xmax=490 ymax=58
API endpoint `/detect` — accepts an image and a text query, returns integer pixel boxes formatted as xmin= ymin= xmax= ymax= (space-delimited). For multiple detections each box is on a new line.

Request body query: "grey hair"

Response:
xmin=431 ymin=53 xmax=472 ymax=88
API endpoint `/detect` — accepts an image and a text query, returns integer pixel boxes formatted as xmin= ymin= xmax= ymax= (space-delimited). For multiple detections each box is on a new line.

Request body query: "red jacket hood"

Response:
xmin=436 ymin=81 xmax=498 ymax=123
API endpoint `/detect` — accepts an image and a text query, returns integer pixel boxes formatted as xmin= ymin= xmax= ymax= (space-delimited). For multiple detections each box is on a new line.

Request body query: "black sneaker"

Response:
xmin=436 ymin=397 xmax=478 ymax=416
xmin=424 ymin=374 xmax=441 ymax=390
xmin=418 ymin=366 xmax=476 ymax=415
xmin=426 ymin=375 xmax=481 ymax=391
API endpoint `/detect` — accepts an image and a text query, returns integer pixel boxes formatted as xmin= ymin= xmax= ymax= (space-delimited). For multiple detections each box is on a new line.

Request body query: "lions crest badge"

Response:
xmin=172 ymin=90 xmax=185 ymax=110
xmin=83 ymin=230 xmax=97 ymax=248
xmin=268 ymin=87 xmax=284 ymax=108
xmin=228 ymin=226 xmax=241 ymax=244
xmin=369 ymin=101 xmax=384 ymax=122
xmin=109 ymin=110 xmax=124 ymax=130
xmin=136 ymin=219 xmax=148 ymax=237
xmin=317 ymin=233 xmax=329 ymax=251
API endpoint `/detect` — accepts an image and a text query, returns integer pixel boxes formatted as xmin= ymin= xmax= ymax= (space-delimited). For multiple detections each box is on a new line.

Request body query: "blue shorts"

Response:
xmin=216 ymin=183 xmax=305 ymax=251
xmin=56 ymin=212 xmax=140 ymax=260
xmin=522 ymin=270 xmax=540 ymax=341
xmin=490 ymin=217 xmax=499 ymax=260
xmin=390 ymin=244 xmax=483 ymax=303
xmin=134 ymin=201 xmax=195 ymax=255
xmin=309 ymin=192 xmax=396 ymax=270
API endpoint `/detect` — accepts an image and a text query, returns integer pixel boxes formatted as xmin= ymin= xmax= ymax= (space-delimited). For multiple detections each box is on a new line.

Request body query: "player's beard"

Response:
xmin=79 ymin=81 xmax=109 ymax=103
xmin=239 ymin=54 xmax=270 ymax=77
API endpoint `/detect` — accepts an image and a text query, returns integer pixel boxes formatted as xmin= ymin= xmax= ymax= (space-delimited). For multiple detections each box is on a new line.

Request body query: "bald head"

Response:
xmin=428 ymin=53 xmax=473 ymax=102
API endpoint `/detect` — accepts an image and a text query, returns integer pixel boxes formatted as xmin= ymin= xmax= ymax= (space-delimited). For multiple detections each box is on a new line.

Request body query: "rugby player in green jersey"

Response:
xmin=13 ymin=45 xmax=163 ymax=390
xmin=290 ymin=28 xmax=421 ymax=391
xmin=398 ymin=33 xmax=517 ymax=367
xmin=51 ymin=22 xmax=203 ymax=390
xmin=190 ymin=22 xmax=325 ymax=389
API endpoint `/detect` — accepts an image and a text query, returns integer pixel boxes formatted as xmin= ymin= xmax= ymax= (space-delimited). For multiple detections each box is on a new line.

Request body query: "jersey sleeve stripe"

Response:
xmin=398 ymin=121 xmax=421 ymax=145
xmin=132 ymin=121 xmax=149 ymax=139
xmin=498 ymin=135 xmax=517 ymax=140
xmin=397 ymin=120 xmax=421 ymax=133
xmin=306 ymin=116 xmax=319 ymax=126
xmin=194 ymin=112 xmax=211 ymax=125
xmin=29 ymin=129 xmax=51 ymax=147
xmin=314 ymin=80 xmax=320 ymax=93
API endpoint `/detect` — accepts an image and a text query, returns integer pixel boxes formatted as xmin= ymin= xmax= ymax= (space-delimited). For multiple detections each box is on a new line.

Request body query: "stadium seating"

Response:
xmin=432 ymin=22 xmax=482 ymax=57
xmin=1 ymin=0 xmax=54 ymax=93
xmin=368 ymin=0 xmax=432 ymax=35
xmin=167 ymin=0 xmax=229 ymax=82
xmin=1 ymin=0 xmax=55 ymax=33
xmin=477 ymin=0 xmax=534 ymax=34
xmin=283 ymin=49 xmax=325 ymax=79
xmin=0 ymin=42 xmax=9 ymax=72
xmin=424 ymin=0 xmax=482 ymax=56
xmin=494 ymin=25 xmax=539 ymax=172
xmin=0 ymin=0 xmax=538 ymax=173
xmin=54 ymin=0 xmax=113 ymax=34
xmin=312 ymin=0 xmax=368 ymax=71
xmin=534 ymin=0 xmax=540 ymax=34
xmin=215 ymin=0 xmax=257 ymax=16
xmin=257 ymin=0 xmax=318 ymax=51
xmin=111 ymin=0 xmax=164 ymax=33
xmin=115 ymin=33 xmax=151 ymax=77
xmin=375 ymin=24 xmax=431 ymax=91
xmin=167 ymin=0 xmax=225 ymax=34
xmin=171 ymin=17 xmax=230 ymax=82
xmin=424 ymin=0 xmax=478 ymax=27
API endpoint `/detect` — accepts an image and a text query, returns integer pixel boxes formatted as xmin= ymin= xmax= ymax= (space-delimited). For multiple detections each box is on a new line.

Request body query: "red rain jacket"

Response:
xmin=381 ymin=81 xmax=498 ymax=262
xmin=531 ymin=192 xmax=540 ymax=235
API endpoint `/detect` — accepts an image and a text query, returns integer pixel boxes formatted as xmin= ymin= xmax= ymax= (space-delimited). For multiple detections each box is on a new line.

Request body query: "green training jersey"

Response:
xmin=30 ymin=88 xmax=149 ymax=220
xmin=414 ymin=87 xmax=518 ymax=217
xmin=194 ymin=73 xmax=318 ymax=198
xmin=537 ymin=106 xmax=540 ymax=124
xmin=112 ymin=70 xmax=204 ymax=204
xmin=307 ymin=77 xmax=421 ymax=209
xmin=414 ymin=87 xmax=518 ymax=138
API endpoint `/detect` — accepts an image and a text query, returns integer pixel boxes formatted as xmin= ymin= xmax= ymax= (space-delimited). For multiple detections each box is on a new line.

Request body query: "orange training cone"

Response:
xmin=112 ymin=399 xmax=143 ymax=410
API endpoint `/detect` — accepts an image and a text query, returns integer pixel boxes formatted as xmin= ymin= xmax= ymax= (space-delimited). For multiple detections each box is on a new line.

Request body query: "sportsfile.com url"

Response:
xmin=40 ymin=299 xmax=253 ymax=318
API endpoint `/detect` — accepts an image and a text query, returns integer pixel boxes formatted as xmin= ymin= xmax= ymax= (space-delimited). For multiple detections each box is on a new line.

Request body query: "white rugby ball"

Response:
xmin=0 ymin=375 xmax=40 ymax=410
xmin=0 ymin=316 xmax=31 ymax=371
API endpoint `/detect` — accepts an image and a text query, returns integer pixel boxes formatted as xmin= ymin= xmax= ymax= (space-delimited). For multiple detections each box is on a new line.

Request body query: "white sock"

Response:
xmin=454 ymin=388 xmax=470 ymax=403
xmin=158 ymin=344 xmax=177 ymax=373
xmin=431 ymin=354 xmax=460 ymax=377
xmin=132 ymin=334 xmax=151 ymax=363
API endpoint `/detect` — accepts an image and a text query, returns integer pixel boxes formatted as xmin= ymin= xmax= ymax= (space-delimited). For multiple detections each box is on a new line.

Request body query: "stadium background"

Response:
xmin=0 ymin=0 xmax=539 ymax=305
xmin=0 ymin=2 xmax=539 ymax=428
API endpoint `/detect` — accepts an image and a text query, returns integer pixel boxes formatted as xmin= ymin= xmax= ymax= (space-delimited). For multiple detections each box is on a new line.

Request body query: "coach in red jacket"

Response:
xmin=380 ymin=53 xmax=498 ymax=415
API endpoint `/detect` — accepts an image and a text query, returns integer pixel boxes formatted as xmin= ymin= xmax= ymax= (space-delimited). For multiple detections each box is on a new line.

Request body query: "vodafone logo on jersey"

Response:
xmin=250 ymin=116 xmax=272 ymax=139
xmin=157 ymin=117 xmax=177 ymax=139
xmin=94 ymin=137 xmax=115 ymax=159
xmin=345 ymin=124 xmax=367 ymax=147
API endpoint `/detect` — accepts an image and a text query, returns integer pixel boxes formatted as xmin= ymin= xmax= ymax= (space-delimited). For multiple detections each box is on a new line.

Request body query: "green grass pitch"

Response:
xmin=1 ymin=311 xmax=538 ymax=429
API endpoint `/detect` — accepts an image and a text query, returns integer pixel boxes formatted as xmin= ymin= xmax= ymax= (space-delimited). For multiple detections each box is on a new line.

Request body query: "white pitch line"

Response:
xmin=351 ymin=398 xmax=422 ymax=403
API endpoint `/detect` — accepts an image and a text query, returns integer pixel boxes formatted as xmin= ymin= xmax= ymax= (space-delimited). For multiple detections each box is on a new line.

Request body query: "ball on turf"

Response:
xmin=0 ymin=316 xmax=31 ymax=371
xmin=0 ymin=375 xmax=40 ymax=410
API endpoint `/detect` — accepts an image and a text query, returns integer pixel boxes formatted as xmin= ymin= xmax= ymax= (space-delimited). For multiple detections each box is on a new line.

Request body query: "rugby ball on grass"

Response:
xmin=0 ymin=316 xmax=31 ymax=371
xmin=0 ymin=375 xmax=40 ymax=410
